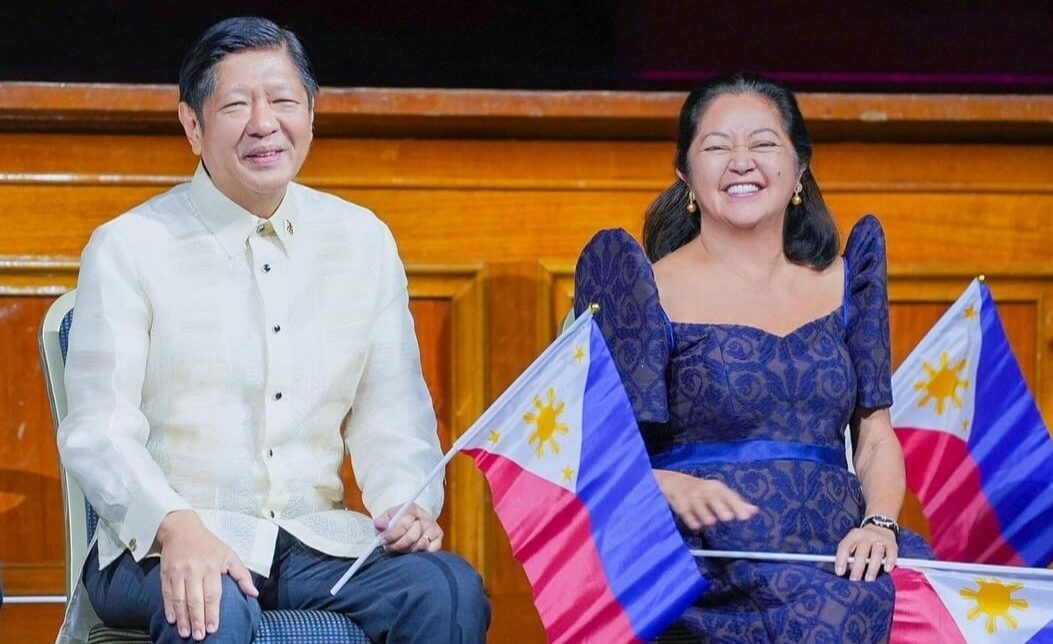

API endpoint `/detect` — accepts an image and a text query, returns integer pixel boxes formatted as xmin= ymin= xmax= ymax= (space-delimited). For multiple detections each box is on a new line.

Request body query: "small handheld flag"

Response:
xmin=891 ymin=279 xmax=1053 ymax=566
xmin=459 ymin=308 xmax=706 ymax=642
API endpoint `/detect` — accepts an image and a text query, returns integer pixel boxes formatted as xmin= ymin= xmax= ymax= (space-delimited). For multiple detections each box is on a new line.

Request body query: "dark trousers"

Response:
xmin=83 ymin=530 xmax=490 ymax=643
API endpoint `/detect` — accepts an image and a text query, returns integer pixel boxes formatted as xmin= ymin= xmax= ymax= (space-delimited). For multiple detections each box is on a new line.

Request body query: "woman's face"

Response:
xmin=679 ymin=92 xmax=801 ymax=231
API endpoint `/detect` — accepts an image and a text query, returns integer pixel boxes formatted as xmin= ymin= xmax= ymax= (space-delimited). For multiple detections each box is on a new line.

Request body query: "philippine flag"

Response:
xmin=460 ymin=309 xmax=707 ymax=643
xmin=891 ymin=279 xmax=1053 ymax=566
xmin=891 ymin=565 xmax=1053 ymax=643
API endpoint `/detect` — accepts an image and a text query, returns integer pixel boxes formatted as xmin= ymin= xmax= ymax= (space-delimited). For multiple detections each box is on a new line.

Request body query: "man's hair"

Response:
xmin=178 ymin=16 xmax=319 ymax=122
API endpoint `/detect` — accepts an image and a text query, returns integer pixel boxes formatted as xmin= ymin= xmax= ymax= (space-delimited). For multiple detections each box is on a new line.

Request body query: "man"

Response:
xmin=57 ymin=16 xmax=488 ymax=644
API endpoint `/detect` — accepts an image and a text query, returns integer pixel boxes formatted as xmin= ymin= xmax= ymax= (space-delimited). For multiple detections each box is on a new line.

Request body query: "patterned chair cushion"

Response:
xmin=61 ymin=310 xmax=372 ymax=644
xmin=87 ymin=611 xmax=371 ymax=644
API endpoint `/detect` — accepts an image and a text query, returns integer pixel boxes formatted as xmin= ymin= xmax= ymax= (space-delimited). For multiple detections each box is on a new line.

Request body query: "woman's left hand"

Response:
xmin=835 ymin=524 xmax=897 ymax=581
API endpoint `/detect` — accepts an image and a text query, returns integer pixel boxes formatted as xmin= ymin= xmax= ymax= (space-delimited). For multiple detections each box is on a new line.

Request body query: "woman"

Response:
xmin=573 ymin=73 xmax=931 ymax=642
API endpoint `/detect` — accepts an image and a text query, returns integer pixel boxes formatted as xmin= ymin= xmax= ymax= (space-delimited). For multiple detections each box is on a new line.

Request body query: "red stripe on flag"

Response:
xmin=465 ymin=449 xmax=643 ymax=644
xmin=895 ymin=427 xmax=1023 ymax=564
xmin=890 ymin=568 xmax=966 ymax=643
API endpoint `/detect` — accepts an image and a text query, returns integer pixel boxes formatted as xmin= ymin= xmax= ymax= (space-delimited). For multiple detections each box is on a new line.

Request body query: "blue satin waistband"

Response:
xmin=650 ymin=440 xmax=848 ymax=470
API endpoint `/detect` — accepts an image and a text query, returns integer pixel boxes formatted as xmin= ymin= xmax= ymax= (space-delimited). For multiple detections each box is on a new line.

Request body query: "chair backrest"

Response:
xmin=38 ymin=289 xmax=87 ymax=599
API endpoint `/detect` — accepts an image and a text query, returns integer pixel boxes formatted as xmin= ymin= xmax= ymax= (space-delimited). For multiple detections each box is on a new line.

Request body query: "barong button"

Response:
xmin=128 ymin=538 xmax=138 ymax=552
xmin=268 ymin=510 xmax=275 ymax=519
xmin=262 ymin=263 xmax=271 ymax=273
xmin=256 ymin=223 xmax=266 ymax=234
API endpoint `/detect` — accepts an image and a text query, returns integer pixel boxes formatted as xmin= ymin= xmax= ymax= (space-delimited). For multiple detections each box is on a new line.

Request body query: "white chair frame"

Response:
xmin=38 ymin=288 xmax=84 ymax=600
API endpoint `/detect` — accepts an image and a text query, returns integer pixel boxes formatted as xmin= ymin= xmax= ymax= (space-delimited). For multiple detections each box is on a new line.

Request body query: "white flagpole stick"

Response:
xmin=330 ymin=406 xmax=497 ymax=595
xmin=330 ymin=307 xmax=598 ymax=595
xmin=691 ymin=549 xmax=1053 ymax=580
xmin=329 ymin=446 xmax=456 ymax=595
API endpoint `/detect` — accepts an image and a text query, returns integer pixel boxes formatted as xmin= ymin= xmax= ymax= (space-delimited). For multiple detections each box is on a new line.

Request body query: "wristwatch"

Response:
xmin=860 ymin=514 xmax=900 ymax=539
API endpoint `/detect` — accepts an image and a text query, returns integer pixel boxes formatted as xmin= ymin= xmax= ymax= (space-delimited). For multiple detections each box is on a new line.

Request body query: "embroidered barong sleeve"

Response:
xmin=58 ymin=224 xmax=192 ymax=561
xmin=344 ymin=224 xmax=444 ymax=520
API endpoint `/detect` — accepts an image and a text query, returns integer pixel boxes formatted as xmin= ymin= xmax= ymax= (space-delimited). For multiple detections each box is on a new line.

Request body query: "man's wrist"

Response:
xmin=156 ymin=509 xmax=196 ymax=546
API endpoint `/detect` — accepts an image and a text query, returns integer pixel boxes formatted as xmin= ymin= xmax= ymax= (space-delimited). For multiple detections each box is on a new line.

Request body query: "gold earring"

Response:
xmin=791 ymin=183 xmax=803 ymax=206
xmin=687 ymin=191 xmax=698 ymax=213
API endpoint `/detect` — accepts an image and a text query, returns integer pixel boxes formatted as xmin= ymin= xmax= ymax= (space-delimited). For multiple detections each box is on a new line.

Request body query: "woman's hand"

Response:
xmin=835 ymin=524 xmax=898 ymax=581
xmin=654 ymin=469 xmax=758 ymax=531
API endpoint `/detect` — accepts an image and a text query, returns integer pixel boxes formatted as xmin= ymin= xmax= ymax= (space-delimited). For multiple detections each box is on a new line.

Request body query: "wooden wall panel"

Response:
xmin=1 ymin=86 xmax=1052 ymax=642
xmin=0 ymin=604 xmax=66 ymax=644
xmin=0 ymin=296 xmax=64 ymax=597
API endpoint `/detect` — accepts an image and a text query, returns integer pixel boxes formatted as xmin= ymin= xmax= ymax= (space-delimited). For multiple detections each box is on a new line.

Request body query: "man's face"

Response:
xmin=179 ymin=47 xmax=313 ymax=217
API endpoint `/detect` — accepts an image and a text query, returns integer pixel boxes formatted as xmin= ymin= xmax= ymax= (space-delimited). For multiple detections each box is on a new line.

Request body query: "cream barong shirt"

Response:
xmin=58 ymin=165 xmax=443 ymax=580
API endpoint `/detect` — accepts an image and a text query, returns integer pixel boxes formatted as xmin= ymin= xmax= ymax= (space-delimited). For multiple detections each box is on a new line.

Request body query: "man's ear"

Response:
xmin=177 ymin=102 xmax=203 ymax=156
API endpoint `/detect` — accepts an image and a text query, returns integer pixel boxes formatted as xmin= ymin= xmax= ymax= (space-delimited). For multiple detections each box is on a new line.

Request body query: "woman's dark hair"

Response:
xmin=642 ymin=72 xmax=839 ymax=269
xmin=179 ymin=16 xmax=319 ymax=122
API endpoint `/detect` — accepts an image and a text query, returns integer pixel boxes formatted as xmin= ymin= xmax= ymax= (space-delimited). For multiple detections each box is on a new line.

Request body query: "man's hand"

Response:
xmin=155 ymin=510 xmax=258 ymax=641
xmin=654 ymin=469 xmax=758 ymax=531
xmin=374 ymin=503 xmax=443 ymax=554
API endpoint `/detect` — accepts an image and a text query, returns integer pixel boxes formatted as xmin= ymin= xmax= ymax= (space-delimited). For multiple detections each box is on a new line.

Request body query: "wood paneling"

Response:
xmin=3 ymin=83 xmax=1053 ymax=141
xmin=1 ymin=85 xmax=1052 ymax=642
xmin=0 ymin=296 xmax=65 ymax=597
xmin=0 ymin=603 xmax=66 ymax=644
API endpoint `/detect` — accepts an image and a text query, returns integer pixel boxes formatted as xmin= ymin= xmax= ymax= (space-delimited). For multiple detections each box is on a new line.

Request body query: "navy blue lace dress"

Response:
xmin=573 ymin=216 xmax=931 ymax=643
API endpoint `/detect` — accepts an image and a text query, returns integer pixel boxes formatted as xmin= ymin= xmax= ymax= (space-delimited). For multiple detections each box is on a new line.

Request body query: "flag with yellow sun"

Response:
xmin=458 ymin=308 xmax=706 ymax=643
xmin=460 ymin=324 xmax=588 ymax=493
xmin=891 ymin=565 xmax=1053 ymax=642
xmin=891 ymin=278 xmax=1053 ymax=567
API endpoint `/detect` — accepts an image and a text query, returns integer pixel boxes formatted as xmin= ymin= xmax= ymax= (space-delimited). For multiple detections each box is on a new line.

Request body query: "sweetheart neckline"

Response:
xmin=667 ymin=307 xmax=842 ymax=340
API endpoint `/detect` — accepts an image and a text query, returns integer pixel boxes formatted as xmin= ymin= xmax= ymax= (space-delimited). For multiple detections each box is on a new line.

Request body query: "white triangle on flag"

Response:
xmin=461 ymin=316 xmax=591 ymax=492
xmin=921 ymin=567 xmax=1053 ymax=642
xmin=891 ymin=279 xmax=983 ymax=441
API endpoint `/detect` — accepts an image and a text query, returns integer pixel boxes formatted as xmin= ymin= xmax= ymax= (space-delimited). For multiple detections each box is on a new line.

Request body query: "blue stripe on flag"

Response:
xmin=968 ymin=283 xmax=1053 ymax=566
xmin=1026 ymin=621 xmax=1053 ymax=644
xmin=574 ymin=321 xmax=707 ymax=640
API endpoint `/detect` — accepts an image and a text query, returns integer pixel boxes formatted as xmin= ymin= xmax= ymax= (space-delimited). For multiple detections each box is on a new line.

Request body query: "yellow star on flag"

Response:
xmin=562 ymin=466 xmax=574 ymax=482
xmin=964 ymin=304 xmax=978 ymax=320
xmin=488 ymin=430 xmax=500 ymax=445
xmin=573 ymin=345 xmax=586 ymax=363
